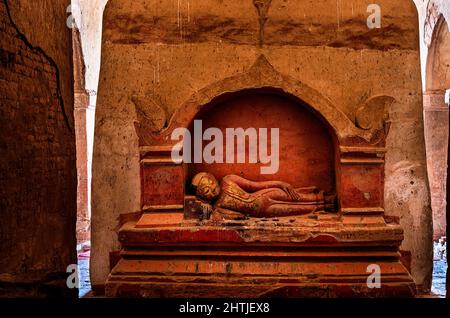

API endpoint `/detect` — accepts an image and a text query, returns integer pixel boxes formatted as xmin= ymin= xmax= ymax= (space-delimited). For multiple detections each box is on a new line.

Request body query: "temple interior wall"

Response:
xmin=91 ymin=0 xmax=433 ymax=291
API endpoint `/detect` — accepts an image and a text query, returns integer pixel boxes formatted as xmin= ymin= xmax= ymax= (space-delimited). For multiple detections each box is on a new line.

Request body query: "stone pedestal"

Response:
xmin=105 ymin=213 xmax=415 ymax=298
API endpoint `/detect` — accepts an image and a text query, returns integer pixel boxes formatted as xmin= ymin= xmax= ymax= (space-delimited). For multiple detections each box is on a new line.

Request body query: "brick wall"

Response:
xmin=0 ymin=0 xmax=76 ymax=297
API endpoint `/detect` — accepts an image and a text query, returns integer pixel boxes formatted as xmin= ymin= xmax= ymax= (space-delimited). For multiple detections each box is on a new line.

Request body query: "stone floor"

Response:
xmin=431 ymin=238 xmax=447 ymax=298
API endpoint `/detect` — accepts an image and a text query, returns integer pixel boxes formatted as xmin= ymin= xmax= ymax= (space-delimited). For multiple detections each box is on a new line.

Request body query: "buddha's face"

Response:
xmin=192 ymin=173 xmax=220 ymax=202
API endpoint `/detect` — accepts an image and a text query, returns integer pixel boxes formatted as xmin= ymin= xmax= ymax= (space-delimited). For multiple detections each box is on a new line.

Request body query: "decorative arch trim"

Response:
xmin=144 ymin=55 xmax=374 ymax=146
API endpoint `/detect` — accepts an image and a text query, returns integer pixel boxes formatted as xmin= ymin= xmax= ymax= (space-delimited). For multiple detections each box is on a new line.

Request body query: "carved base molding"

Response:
xmin=105 ymin=215 xmax=416 ymax=298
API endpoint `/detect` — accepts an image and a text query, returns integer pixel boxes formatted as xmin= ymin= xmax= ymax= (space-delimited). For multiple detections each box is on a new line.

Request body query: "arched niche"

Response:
xmin=187 ymin=88 xmax=338 ymax=195
xmin=136 ymin=56 xmax=387 ymax=216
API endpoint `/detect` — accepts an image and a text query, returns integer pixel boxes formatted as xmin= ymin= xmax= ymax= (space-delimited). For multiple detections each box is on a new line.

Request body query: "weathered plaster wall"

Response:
xmin=0 ymin=0 xmax=76 ymax=296
xmin=92 ymin=0 xmax=432 ymax=291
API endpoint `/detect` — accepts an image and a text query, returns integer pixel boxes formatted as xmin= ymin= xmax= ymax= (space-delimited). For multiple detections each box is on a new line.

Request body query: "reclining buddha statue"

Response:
xmin=190 ymin=172 xmax=336 ymax=220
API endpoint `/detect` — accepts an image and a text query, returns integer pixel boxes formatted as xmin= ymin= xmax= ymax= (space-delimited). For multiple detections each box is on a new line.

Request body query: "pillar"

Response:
xmin=73 ymin=26 xmax=90 ymax=244
xmin=424 ymin=90 xmax=449 ymax=240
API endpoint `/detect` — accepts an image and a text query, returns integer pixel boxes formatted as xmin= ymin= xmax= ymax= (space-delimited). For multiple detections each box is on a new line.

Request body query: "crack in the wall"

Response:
xmin=3 ymin=0 xmax=73 ymax=132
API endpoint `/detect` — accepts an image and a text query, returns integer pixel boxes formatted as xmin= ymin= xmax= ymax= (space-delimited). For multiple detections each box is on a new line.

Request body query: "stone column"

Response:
xmin=73 ymin=27 xmax=91 ymax=244
xmin=424 ymin=90 xmax=449 ymax=241
xmin=74 ymin=92 xmax=90 ymax=244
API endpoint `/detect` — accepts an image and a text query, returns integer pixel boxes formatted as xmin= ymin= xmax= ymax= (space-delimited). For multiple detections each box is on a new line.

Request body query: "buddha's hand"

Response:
xmin=281 ymin=183 xmax=301 ymax=201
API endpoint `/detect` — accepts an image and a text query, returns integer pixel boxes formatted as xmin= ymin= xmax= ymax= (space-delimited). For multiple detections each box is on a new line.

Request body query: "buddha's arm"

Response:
xmin=224 ymin=175 xmax=288 ymax=193
xmin=296 ymin=186 xmax=320 ymax=193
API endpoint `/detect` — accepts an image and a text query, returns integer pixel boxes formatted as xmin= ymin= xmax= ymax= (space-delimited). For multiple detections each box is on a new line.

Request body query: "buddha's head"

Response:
xmin=191 ymin=172 xmax=220 ymax=202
